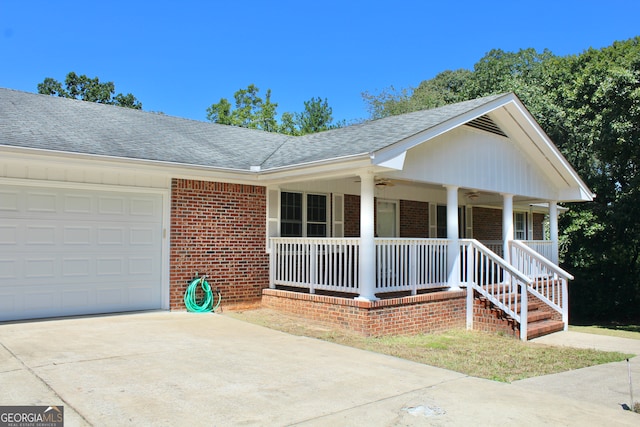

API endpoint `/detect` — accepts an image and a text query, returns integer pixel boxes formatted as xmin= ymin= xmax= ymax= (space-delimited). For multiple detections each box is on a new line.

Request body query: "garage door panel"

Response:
xmin=0 ymin=225 xmax=18 ymax=244
xmin=3 ymin=220 xmax=162 ymax=251
xmin=0 ymin=190 xmax=19 ymax=211
xmin=0 ymin=184 xmax=163 ymax=321
xmin=61 ymin=289 xmax=91 ymax=309
xmin=0 ymin=259 xmax=17 ymax=279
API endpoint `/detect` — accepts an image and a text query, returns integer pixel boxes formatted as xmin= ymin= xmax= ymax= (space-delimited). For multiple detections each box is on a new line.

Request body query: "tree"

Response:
xmin=362 ymin=49 xmax=554 ymax=121
xmin=550 ymin=39 xmax=640 ymax=322
xmin=206 ymin=84 xmax=278 ymax=132
xmin=296 ymin=97 xmax=334 ymax=134
xmin=207 ymin=85 xmax=341 ymax=135
xmin=37 ymin=71 xmax=142 ymax=109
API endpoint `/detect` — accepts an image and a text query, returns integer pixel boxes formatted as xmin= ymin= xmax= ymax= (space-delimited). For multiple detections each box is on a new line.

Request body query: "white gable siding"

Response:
xmin=391 ymin=127 xmax=559 ymax=200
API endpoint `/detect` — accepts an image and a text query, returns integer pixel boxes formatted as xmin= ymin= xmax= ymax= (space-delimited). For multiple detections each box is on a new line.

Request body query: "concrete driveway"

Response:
xmin=1 ymin=312 xmax=638 ymax=426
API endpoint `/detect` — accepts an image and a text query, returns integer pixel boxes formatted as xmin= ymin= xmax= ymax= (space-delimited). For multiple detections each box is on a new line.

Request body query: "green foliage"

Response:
xmin=296 ymin=97 xmax=334 ymax=134
xmin=206 ymin=85 xmax=341 ymax=135
xmin=363 ymin=37 xmax=640 ymax=323
xmin=37 ymin=71 xmax=142 ymax=109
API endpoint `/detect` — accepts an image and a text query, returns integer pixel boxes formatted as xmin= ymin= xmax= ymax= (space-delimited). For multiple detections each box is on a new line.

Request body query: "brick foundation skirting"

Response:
xmin=262 ymin=288 xmax=467 ymax=336
xmin=262 ymin=288 xmax=536 ymax=338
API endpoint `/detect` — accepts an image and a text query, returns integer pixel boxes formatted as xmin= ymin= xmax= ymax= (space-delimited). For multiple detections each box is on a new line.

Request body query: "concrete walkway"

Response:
xmin=515 ymin=331 xmax=640 ymax=412
xmin=1 ymin=312 xmax=638 ymax=426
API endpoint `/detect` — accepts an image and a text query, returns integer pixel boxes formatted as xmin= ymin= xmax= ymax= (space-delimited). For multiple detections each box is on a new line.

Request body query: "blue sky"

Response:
xmin=1 ymin=1 xmax=638 ymax=123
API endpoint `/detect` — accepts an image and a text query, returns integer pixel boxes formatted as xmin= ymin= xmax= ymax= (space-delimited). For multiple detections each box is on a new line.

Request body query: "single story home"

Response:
xmin=0 ymin=88 xmax=593 ymax=340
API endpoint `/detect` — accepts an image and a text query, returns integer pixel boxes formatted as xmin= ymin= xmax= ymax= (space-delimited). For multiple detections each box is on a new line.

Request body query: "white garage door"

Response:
xmin=0 ymin=184 xmax=164 ymax=321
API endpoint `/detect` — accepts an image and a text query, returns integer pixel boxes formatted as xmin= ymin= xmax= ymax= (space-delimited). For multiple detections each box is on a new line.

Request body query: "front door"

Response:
xmin=376 ymin=200 xmax=397 ymax=237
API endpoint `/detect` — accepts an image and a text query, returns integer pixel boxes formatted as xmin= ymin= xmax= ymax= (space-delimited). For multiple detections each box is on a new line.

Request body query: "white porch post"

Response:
xmin=357 ymin=171 xmax=377 ymax=301
xmin=446 ymin=185 xmax=460 ymax=289
xmin=549 ymin=201 xmax=559 ymax=264
xmin=502 ymin=194 xmax=514 ymax=264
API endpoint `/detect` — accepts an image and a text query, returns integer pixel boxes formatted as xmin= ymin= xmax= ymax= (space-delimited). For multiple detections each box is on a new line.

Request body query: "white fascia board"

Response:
xmin=0 ymin=145 xmax=262 ymax=185
xmin=372 ymin=94 xmax=513 ymax=165
xmin=255 ymin=155 xmax=376 ymax=185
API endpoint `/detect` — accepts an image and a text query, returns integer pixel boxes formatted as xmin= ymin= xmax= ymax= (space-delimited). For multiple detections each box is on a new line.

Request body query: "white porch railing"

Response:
xmin=481 ymin=240 xmax=554 ymax=261
xmin=461 ymin=239 xmax=533 ymax=340
xmin=269 ymin=238 xmax=360 ymax=294
xmin=375 ymin=238 xmax=450 ymax=293
xmin=509 ymin=240 xmax=573 ymax=329
xmin=269 ymin=237 xmax=567 ymax=341
xmin=522 ymin=240 xmax=553 ymax=261
xmin=481 ymin=240 xmax=504 ymax=257
xmin=269 ymin=238 xmax=450 ymax=295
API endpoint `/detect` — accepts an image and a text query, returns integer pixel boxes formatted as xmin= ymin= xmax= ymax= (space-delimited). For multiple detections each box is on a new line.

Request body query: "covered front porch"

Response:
xmin=268 ymin=235 xmax=572 ymax=340
xmin=266 ymin=173 xmax=573 ymax=341
xmin=261 ymin=95 xmax=592 ymax=340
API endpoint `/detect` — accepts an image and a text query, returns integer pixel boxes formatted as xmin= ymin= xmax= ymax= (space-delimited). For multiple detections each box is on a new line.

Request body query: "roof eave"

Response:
xmin=0 ymin=144 xmax=262 ymax=181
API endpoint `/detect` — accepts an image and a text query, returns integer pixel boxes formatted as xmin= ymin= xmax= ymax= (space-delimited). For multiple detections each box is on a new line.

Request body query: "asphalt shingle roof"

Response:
xmin=0 ymin=88 xmax=508 ymax=171
xmin=261 ymin=93 xmax=507 ymax=169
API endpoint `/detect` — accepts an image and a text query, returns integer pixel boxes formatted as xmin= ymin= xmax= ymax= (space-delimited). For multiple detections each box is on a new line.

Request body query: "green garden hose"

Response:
xmin=184 ymin=275 xmax=221 ymax=313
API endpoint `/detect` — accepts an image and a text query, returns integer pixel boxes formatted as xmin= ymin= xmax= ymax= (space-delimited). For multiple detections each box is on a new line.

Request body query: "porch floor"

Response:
xmin=271 ymin=285 xmax=451 ymax=301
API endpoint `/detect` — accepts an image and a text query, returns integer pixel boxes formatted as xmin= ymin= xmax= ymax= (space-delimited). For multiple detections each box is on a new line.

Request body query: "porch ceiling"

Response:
xmin=277 ymin=176 xmax=554 ymax=212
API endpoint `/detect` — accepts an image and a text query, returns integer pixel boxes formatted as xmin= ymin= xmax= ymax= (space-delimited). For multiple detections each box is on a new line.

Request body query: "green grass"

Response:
xmin=570 ymin=324 xmax=640 ymax=340
xmin=227 ymin=309 xmax=633 ymax=383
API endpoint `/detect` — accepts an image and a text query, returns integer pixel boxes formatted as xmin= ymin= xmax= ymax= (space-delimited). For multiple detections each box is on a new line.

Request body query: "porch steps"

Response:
xmin=525 ymin=299 xmax=564 ymax=340
xmin=477 ymin=288 xmax=564 ymax=340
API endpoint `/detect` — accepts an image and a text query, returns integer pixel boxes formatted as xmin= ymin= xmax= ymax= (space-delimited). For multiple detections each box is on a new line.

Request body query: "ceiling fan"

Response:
xmin=464 ymin=191 xmax=481 ymax=200
xmin=375 ymin=178 xmax=395 ymax=187
xmin=353 ymin=177 xmax=396 ymax=187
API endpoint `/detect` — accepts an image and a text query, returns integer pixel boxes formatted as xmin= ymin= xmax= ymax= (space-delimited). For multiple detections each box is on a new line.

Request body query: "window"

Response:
xmin=376 ymin=200 xmax=397 ymax=237
xmin=514 ymin=212 xmax=527 ymax=240
xmin=436 ymin=205 xmax=468 ymax=238
xmin=306 ymin=194 xmax=327 ymax=237
xmin=281 ymin=192 xmax=302 ymax=237
xmin=280 ymin=191 xmax=328 ymax=237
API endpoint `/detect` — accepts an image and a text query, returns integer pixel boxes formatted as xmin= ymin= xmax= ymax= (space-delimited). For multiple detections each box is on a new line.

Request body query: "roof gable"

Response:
xmin=259 ymin=93 xmax=508 ymax=169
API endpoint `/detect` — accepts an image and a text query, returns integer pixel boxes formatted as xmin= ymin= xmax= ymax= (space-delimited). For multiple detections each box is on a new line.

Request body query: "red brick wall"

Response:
xmin=262 ymin=289 xmax=466 ymax=336
xmin=170 ymin=179 xmax=269 ymax=310
xmin=533 ymin=213 xmax=544 ymax=240
xmin=473 ymin=207 xmax=502 ymax=241
xmin=344 ymin=194 xmax=360 ymax=237
xmin=400 ymin=200 xmax=429 ymax=238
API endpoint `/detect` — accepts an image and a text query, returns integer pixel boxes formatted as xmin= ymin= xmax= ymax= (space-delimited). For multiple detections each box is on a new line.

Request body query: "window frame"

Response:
xmin=280 ymin=191 xmax=329 ymax=238
xmin=514 ymin=211 xmax=527 ymax=240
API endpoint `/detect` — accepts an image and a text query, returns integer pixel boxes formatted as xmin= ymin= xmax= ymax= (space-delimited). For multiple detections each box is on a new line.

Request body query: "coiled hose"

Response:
xmin=184 ymin=275 xmax=221 ymax=313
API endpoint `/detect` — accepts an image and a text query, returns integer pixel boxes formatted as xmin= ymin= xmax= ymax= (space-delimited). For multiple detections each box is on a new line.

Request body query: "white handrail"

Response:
xmin=461 ymin=239 xmax=533 ymax=341
xmin=509 ymin=240 xmax=571 ymax=329
xmin=510 ymin=240 xmax=573 ymax=279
